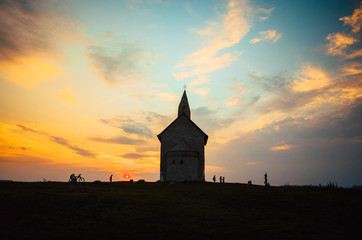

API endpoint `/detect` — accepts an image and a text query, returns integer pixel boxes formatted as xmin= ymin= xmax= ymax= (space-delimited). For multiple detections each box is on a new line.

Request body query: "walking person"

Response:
xmin=222 ymin=176 xmax=225 ymax=183
xmin=219 ymin=176 xmax=222 ymax=183
xmin=110 ymin=174 xmax=113 ymax=183
xmin=212 ymin=175 xmax=216 ymax=183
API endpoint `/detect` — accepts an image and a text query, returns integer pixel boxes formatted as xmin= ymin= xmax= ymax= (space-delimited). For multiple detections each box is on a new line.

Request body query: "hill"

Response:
xmin=1 ymin=182 xmax=361 ymax=240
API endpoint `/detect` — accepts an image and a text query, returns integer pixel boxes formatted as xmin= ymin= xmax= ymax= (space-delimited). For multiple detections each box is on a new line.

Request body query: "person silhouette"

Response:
xmin=212 ymin=175 xmax=216 ymax=183
xmin=110 ymin=174 xmax=113 ymax=183
xmin=264 ymin=173 xmax=268 ymax=186
xmin=222 ymin=176 xmax=225 ymax=183
xmin=219 ymin=176 xmax=222 ymax=183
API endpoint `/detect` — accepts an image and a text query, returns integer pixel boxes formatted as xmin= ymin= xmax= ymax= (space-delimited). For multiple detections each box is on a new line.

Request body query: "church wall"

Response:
xmin=166 ymin=156 xmax=199 ymax=182
xmin=160 ymin=115 xmax=205 ymax=182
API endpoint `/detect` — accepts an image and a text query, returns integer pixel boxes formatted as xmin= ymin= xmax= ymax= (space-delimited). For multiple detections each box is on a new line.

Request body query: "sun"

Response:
xmin=124 ymin=173 xmax=130 ymax=179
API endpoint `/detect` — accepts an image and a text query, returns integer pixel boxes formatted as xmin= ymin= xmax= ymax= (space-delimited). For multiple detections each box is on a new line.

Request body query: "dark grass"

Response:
xmin=0 ymin=182 xmax=361 ymax=240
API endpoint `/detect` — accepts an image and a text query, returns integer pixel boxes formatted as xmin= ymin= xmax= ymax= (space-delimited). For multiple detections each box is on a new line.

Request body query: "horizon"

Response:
xmin=0 ymin=0 xmax=361 ymax=187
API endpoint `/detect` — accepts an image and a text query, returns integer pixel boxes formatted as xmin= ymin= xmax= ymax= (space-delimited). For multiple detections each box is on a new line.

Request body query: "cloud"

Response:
xmin=7 ymin=146 xmax=29 ymax=151
xmin=249 ymin=71 xmax=291 ymax=92
xmin=0 ymin=0 xmax=53 ymax=61
xmin=193 ymin=106 xmax=234 ymax=133
xmin=120 ymin=153 xmax=146 ymax=159
xmin=256 ymin=7 xmax=275 ymax=21
xmin=173 ymin=0 xmax=251 ymax=93
xmin=269 ymin=144 xmax=295 ymax=151
xmin=17 ymin=124 xmax=38 ymax=134
xmin=99 ymin=117 xmax=153 ymax=139
xmin=122 ymin=123 xmax=153 ymax=139
xmin=292 ymin=65 xmax=331 ymax=92
xmin=339 ymin=3 xmax=362 ymax=33
xmin=345 ymin=49 xmax=362 ymax=59
xmin=0 ymin=0 xmax=84 ymax=88
xmin=324 ymin=5 xmax=362 ymax=58
xmin=247 ymin=62 xmax=362 ymax=117
xmin=136 ymin=146 xmax=159 ymax=152
xmin=342 ymin=62 xmax=362 ymax=75
xmin=184 ymin=1 xmax=192 ymax=14
xmin=249 ymin=30 xmax=282 ymax=44
xmin=50 ymin=136 xmax=96 ymax=158
xmin=325 ymin=33 xmax=357 ymax=56
xmin=0 ymin=154 xmax=51 ymax=165
xmin=88 ymin=43 xmax=159 ymax=86
xmin=210 ymin=100 xmax=362 ymax=186
xmin=90 ymin=136 xmax=145 ymax=145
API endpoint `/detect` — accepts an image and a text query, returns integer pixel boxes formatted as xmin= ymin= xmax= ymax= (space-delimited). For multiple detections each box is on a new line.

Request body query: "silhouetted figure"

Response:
xmin=219 ymin=176 xmax=222 ymax=183
xmin=264 ymin=173 xmax=268 ymax=186
xmin=213 ymin=175 xmax=216 ymax=183
xmin=69 ymin=173 xmax=76 ymax=183
xmin=222 ymin=176 xmax=225 ymax=183
xmin=110 ymin=174 xmax=113 ymax=183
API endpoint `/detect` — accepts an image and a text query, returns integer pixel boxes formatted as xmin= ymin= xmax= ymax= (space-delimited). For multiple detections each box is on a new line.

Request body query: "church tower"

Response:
xmin=157 ymin=90 xmax=208 ymax=182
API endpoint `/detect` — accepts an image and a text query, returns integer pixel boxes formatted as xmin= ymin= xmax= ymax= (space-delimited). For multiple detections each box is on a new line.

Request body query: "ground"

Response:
xmin=0 ymin=182 xmax=361 ymax=240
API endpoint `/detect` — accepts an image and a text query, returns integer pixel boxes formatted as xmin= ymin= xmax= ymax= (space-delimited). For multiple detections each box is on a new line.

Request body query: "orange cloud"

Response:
xmin=292 ymin=65 xmax=330 ymax=92
xmin=269 ymin=144 xmax=295 ymax=151
xmin=339 ymin=3 xmax=362 ymax=33
xmin=325 ymin=33 xmax=358 ymax=56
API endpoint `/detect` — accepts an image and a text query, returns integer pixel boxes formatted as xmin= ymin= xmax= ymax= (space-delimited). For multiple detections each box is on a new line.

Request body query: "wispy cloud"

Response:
xmin=0 ymin=0 xmax=84 ymax=88
xmin=99 ymin=117 xmax=154 ymax=139
xmin=120 ymin=153 xmax=147 ymax=159
xmin=90 ymin=136 xmax=145 ymax=145
xmin=17 ymin=124 xmax=39 ymax=134
xmin=88 ymin=42 xmax=158 ymax=86
xmin=256 ymin=7 xmax=275 ymax=21
xmin=0 ymin=0 xmax=53 ymax=61
xmin=173 ymin=0 xmax=251 ymax=94
xmin=50 ymin=136 xmax=96 ymax=158
xmin=269 ymin=144 xmax=294 ymax=151
xmin=249 ymin=30 xmax=282 ymax=44
xmin=17 ymin=124 xmax=95 ymax=158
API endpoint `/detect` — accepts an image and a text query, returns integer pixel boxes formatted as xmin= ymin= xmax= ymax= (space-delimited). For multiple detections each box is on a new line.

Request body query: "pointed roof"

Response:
xmin=157 ymin=113 xmax=208 ymax=145
xmin=178 ymin=90 xmax=191 ymax=119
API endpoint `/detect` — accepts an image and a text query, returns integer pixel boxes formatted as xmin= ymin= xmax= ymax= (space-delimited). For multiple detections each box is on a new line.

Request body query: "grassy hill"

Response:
xmin=1 ymin=182 xmax=361 ymax=240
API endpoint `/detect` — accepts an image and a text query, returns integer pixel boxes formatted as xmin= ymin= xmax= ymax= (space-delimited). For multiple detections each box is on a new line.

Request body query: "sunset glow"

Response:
xmin=0 ymin=0 xmax=361 ymax=186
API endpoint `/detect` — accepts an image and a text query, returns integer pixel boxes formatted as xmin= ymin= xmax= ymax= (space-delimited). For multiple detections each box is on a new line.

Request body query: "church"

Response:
xmin=157 ymin=90 xmax=208 ymax=182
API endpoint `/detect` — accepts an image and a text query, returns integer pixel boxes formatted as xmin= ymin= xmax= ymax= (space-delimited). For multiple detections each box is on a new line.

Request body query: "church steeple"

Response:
xmin=178 ymin=90 xmax=191 ymax=118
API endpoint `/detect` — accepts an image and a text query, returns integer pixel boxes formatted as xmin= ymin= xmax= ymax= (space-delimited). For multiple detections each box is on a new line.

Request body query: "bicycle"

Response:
xmin=69 ymin=174 xmax=85 ymax=183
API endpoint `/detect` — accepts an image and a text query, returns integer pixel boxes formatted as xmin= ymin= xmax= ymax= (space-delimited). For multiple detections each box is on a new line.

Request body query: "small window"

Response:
xmin=180 ymin=160 xmax=183 ymax=165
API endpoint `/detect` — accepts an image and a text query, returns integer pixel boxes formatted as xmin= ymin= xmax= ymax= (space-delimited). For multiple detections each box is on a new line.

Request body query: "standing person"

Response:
xmin=264 ymin=173 xmax=268 ymax=186
xmin=222 ymin=176 xmax=225 ymax=183
xmin=219 ymin=176 xmax=222 ymax=183
xmin=110 ymin=174 xmax=113 ymax=183
xmin=212 ymin=175 xmax=216 ymax=183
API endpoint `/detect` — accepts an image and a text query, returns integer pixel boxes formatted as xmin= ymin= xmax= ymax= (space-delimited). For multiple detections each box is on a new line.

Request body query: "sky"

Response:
xmin=0 ymin=0 xmax=361 ymax=186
